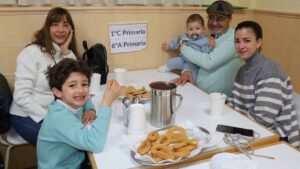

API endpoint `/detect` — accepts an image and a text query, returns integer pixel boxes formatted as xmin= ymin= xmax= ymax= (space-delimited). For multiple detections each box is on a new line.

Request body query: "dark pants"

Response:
xmin=10 ymin=114 xmax=42 ymax=145
xmin=81 ymin=152 xmax=92 ymax=169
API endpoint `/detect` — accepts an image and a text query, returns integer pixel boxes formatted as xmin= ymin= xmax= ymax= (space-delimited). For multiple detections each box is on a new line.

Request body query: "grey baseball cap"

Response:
xmin=206 ymin=0 xmax=233 ymax=16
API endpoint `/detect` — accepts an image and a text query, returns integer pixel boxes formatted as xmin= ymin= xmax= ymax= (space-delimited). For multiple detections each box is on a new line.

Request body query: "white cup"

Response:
xmin=209 ymin=92 xmax=227 ymax=116
xmin=113 ymin=68 xmax=127 ymax=86
xmin=90 ymin=73 xmax=101 ymax=94
xmin=90 ymin=93 xmax=103 ymax=114
xmin=128 ymin=104 xmax=147 ymax=134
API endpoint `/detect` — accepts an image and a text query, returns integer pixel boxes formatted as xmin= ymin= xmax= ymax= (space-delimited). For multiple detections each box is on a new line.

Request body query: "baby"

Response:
xmin=159 ymin=13 xmax=215 ymax=82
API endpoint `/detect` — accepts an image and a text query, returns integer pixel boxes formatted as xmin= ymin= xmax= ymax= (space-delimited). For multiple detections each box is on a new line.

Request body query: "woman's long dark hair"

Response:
xmin=30 ymin=7 xmax=79 ymax=58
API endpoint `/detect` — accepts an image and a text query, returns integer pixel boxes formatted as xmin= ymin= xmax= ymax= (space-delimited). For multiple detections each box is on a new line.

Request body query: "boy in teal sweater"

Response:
xmin=37 ymin=58 xmax=120 ymax=169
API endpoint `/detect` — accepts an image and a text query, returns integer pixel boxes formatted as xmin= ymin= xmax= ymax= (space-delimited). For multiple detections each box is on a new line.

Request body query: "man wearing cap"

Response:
xmin=174 ymin=0 xmax=240 ymax=96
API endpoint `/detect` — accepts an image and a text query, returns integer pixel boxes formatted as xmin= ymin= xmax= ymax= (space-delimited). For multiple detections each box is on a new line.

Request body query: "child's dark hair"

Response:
xmin=235 ymin=21 xmax=263 ymax=40
xmin=46 ymin=58 xmax=92 ymax=91
xmin=186 ymin=14 xmax=204 ymax=27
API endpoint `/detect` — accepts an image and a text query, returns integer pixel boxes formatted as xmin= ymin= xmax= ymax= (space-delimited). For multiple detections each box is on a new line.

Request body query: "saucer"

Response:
xmin=210 ymin=153 xmax=257 ymax=169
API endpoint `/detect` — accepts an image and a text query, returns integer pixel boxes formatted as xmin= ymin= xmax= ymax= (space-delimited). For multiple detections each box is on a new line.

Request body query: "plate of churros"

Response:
xmin=126 ymin=124 xmax=216 ymax=166
xmin=120 ymin=85 xmax=151 ymax=101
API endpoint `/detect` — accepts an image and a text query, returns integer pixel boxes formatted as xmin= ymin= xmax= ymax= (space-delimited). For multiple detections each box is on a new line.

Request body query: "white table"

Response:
xmin=178 ymin=142 xmax=300 ymax=169
xmin=89 ymin=69 xmax=279 ymax=169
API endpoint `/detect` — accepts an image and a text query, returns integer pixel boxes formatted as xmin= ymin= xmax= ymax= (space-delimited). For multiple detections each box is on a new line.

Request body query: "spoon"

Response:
xmin=122 ymin=96 xmax=131 ymax=127
xmin=122 ymin=96 xmax=131 ymax=107
xmin=132 ymin=97 xmax=140 ymax=104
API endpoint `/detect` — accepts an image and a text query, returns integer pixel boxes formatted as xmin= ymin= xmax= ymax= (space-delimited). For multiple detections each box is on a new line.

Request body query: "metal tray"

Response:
xmin=130 ymin=126 xmax=210 ymax=166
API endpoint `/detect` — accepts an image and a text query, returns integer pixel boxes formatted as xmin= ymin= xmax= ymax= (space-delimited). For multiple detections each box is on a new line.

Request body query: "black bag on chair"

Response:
xmin=82 ymin=41 xmax=109 ymax=85
xmin=0 ymin=73 xmax=12 ymax=134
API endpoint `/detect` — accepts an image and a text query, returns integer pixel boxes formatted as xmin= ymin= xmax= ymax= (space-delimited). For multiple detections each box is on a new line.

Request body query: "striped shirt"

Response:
xmin=227 ymin=52 xmax=300 ymax=147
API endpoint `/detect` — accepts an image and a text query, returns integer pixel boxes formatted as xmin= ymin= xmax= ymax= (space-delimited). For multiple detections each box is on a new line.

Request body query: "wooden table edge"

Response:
xmin=165 ymin=141 xmax=294 ymax=169
xmin=253 ymin=140 xmax=299 ymax=151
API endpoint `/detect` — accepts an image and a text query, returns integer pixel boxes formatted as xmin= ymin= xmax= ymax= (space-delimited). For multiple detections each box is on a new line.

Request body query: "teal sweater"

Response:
xmin=181 ymin=28 xmax=240 ymax=96
xmin=37 ymin=100 xmax=112 ymax=169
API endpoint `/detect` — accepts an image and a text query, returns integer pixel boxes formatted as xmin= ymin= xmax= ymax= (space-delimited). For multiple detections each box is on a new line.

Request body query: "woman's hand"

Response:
xmin=82 ymin=109 xmax=97 ymax=126
xmin=101 ymin=80 xmax=121 ymax=107
xmin=172 ymin=71 xmax=193 ymax=85
xmin=60 ymin=29 xmax=73 ymax=55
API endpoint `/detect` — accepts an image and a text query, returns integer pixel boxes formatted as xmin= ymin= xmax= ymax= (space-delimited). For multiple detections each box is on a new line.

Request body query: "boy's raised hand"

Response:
xmin=101 ymin=80 xmax=121 ymax=107
xmin=161 ymin=41 xmax=169 ymax=51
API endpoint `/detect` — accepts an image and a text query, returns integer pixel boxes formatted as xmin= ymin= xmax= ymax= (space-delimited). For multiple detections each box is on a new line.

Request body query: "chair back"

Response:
xmin=0 ymin=73 xmax=13 ymax=134
xmin=7 ymin=127 xmax=27 ymax=145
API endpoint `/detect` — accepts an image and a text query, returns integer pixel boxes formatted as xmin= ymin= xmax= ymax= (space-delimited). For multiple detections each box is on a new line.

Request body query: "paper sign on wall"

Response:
xmin=109 ymin=23 xmax=147 ymax=53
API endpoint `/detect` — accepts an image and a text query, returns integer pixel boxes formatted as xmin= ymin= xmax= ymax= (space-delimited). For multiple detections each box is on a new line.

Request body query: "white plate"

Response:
xmin=128 ymin=126 xmax=215 ymax=166
xmin=210 ymin=153 xmax=257 ymax=169
xmin=131 ymin=140 xmax=213 ymax=166
xmin=120 ymin=84 xmax=150 ymax=100
xmin=118 ymin=95 xmax=150 ymax=101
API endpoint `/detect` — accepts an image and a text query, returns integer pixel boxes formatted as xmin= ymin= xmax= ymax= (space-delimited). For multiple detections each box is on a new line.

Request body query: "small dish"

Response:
xmin=120 ymin=85 xmax=150 ymax=101
xmin=119 ymin=95 xmax=150 ymax=101
xmin=210 ymin=153 xmax=239 ymax=169
xmin=210 ymin=153 xmax=257 ymax=169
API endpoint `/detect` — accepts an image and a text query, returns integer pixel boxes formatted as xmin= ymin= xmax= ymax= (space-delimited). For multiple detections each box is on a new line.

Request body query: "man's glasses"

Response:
xmin=208 ymin=15 xmax=227 ymax=22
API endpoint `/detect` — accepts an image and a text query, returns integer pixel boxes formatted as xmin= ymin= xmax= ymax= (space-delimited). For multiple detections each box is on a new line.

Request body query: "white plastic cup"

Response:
xmin=209 ymin=92 xmax=227 ymax=116
xmin=90 ymin=73 xmax=101 ymax=94
xmin=128 ymin=104 xmax=147 ymax=134
xmin=90 ymin=93 xmax=102 ymax=114
xmin=113 ymin=68 xmax=127 ymax=86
